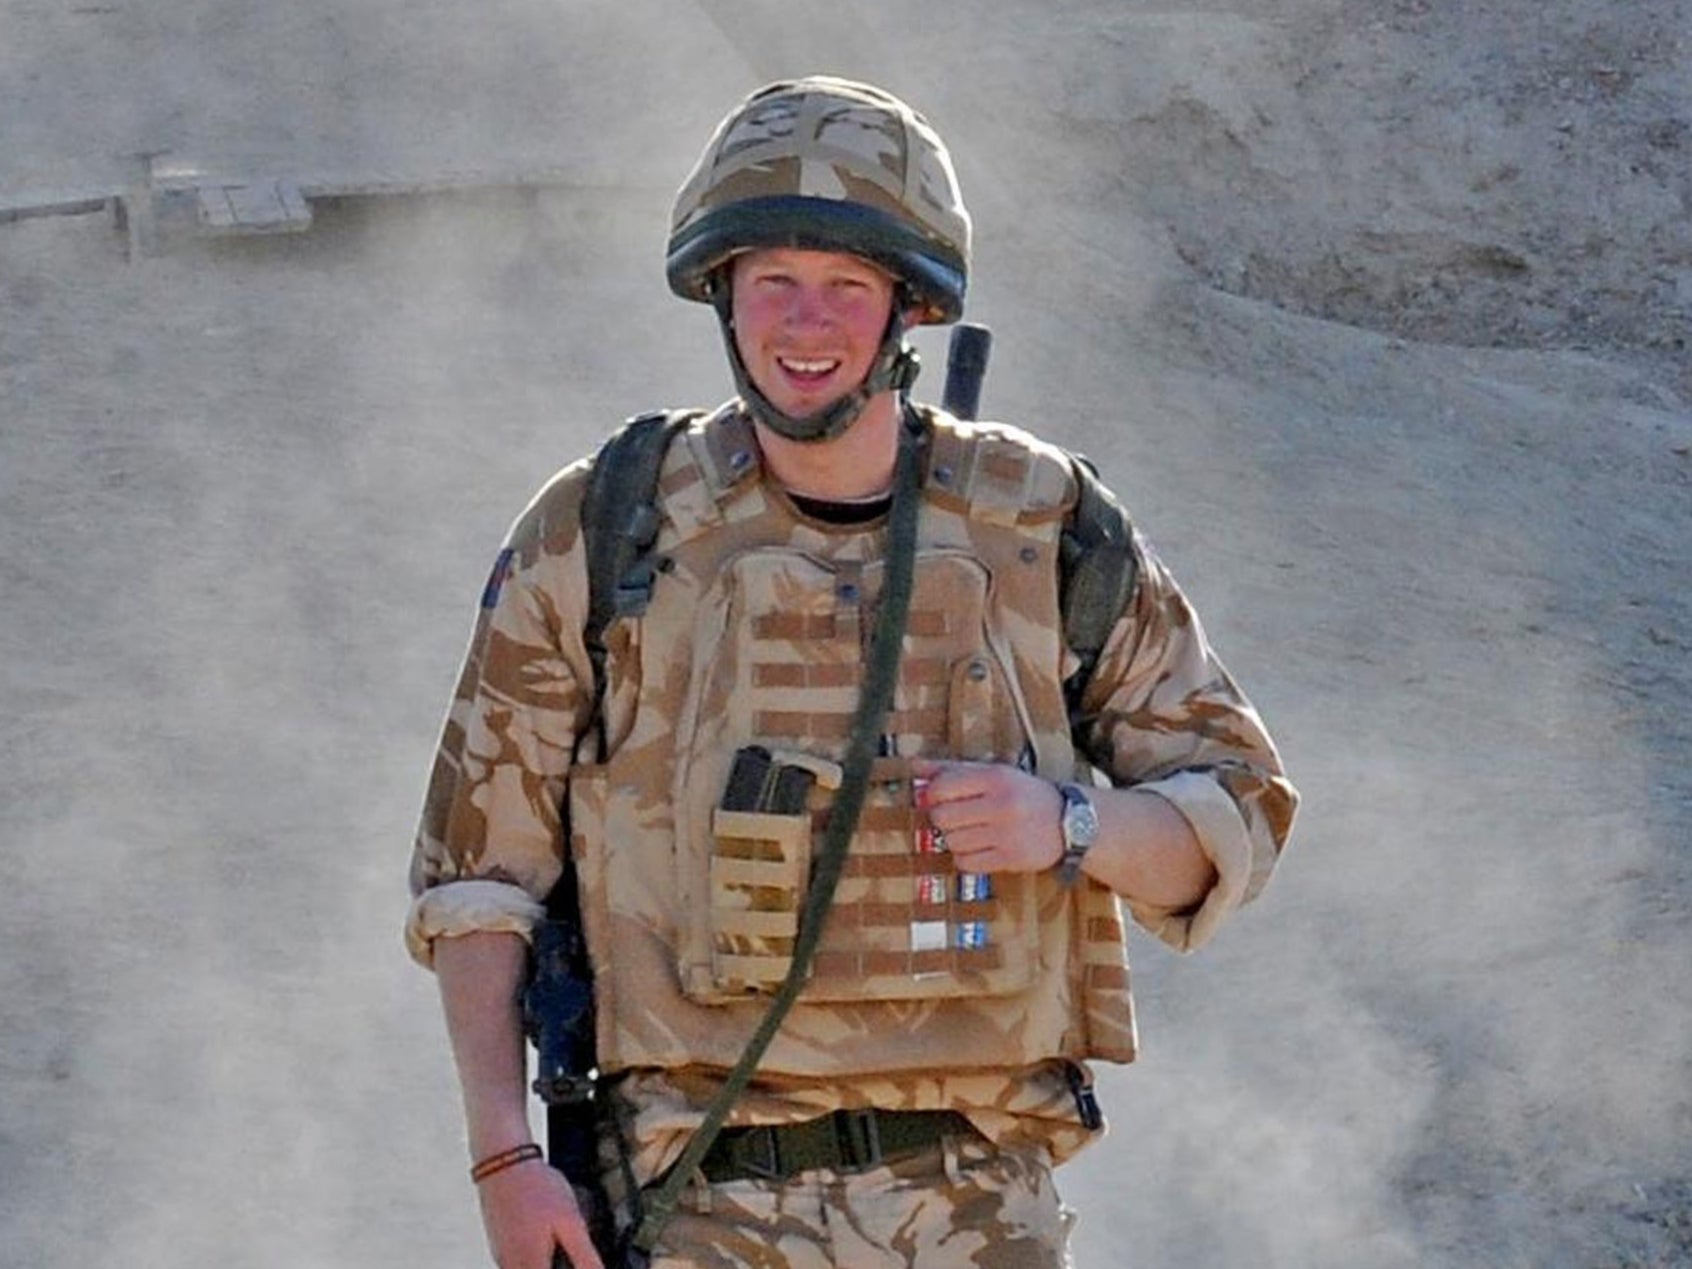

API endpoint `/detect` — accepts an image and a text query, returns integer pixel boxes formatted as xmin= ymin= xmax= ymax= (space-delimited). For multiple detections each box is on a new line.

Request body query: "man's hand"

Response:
xmin=912 ymin=758 xmax=1218 ymax=909
xmin=435 ymin=932 xmax=608 ymax=1269
xmin=912 ymin=758 xmax=1064 ymax=874
xmin=476 ymin=1157 xmax=605 ymax=1269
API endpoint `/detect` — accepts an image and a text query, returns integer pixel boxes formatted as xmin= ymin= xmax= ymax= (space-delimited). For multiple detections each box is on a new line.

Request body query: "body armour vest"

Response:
xmin=566 ymin=405 xmax=1138 ymax=1079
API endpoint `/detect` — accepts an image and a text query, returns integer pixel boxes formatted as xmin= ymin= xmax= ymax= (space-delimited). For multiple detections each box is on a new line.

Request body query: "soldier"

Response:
xmin=408 ymin=76 xmax=1297 ymax=1268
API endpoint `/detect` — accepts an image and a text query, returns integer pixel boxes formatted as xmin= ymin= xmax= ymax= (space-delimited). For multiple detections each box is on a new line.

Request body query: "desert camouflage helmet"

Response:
xmin=667 ymin=76 xmax=972 ymax=325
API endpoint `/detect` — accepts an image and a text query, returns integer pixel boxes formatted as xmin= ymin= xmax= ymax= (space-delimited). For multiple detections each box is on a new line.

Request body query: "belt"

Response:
xmin=698 ymin=1109 xmax=974 ymax=1183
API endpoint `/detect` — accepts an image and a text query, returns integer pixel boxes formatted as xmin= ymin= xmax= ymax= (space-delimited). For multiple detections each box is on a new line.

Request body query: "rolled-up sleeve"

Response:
xmin=405 ymin=879 xmax=549 ymax=968
xmin=405 ymin=466 xmax=595 ymax=968
xmin=1077 ymin=537 xmax=1298 ymax=951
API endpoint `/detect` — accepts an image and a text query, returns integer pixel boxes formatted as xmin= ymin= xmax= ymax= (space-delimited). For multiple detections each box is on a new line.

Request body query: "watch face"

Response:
xmin=1063 ymin=785 xmax=1099 ymax=847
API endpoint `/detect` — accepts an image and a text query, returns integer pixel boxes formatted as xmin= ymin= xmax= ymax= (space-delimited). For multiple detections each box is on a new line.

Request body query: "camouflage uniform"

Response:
xmin=409 ymin=77 xmax=1296 ymax=1266
xmin=408 ymin=404 xmax=1295 ymax=1259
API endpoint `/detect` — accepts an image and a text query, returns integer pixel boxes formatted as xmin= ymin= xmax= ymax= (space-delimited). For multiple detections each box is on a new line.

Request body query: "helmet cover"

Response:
xmin=668 ymin=76 xmax=971 ymax=324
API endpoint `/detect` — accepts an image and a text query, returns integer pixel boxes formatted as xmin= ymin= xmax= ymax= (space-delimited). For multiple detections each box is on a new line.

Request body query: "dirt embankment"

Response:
xmin=1057 ymin=0 xmax=1692 ymax=379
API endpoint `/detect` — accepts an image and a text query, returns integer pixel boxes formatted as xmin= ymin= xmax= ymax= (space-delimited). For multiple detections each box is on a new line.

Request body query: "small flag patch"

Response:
xmin=481 ymin=548 xmax=515 ymax=609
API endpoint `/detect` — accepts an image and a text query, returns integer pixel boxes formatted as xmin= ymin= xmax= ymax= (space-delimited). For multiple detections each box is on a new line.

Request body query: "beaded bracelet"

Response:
xmin=469 ymin=1142 xmax=544 ymax=1183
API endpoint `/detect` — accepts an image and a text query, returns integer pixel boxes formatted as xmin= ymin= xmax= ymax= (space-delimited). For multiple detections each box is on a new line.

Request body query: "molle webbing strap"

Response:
xmin=630 ymin=413 xmax=930 ymax=1258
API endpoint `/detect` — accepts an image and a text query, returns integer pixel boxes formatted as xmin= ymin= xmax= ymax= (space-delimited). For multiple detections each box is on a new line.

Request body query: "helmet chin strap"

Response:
xmin=709 ymin=282 xmax=922 ymax=444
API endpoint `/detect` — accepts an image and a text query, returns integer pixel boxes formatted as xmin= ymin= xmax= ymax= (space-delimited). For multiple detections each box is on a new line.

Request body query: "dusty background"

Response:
xmin=2 ymin=1 xmax=1689 ymax=1266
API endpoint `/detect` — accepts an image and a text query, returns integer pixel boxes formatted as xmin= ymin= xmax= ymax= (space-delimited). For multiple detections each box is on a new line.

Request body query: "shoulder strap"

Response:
xmin=1060 ymin=452 xmax=1140 ymax=733
xmin=580 ymin=409 xmax=700 ymax=751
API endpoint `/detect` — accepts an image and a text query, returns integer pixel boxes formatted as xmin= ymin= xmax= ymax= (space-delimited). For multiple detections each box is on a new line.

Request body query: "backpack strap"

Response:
xmin=580 ymin=409 xmax=701 ymax=754
xmin=1060 ymin=452 xmax=1140 ymax=741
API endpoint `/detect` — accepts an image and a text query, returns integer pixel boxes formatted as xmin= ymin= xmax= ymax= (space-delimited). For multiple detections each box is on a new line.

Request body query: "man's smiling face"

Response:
xmin=729 ymin=247 xmax=897 ymax=422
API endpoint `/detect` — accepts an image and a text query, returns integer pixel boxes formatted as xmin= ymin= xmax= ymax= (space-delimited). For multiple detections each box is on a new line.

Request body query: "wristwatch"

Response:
xmin=1056 ymin=781 xmax=1099 ymax=886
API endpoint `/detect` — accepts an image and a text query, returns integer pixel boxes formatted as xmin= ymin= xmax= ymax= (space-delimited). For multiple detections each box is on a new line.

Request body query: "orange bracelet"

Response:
xmin=469 ymin=1142 xmax=544 ymax=1183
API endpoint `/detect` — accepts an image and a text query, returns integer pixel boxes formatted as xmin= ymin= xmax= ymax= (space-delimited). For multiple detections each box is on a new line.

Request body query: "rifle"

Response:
xmin=524 ymin=885 xmax=618 ymax=1263
xmin=524 ymin=322 xmax=994 ymax=1267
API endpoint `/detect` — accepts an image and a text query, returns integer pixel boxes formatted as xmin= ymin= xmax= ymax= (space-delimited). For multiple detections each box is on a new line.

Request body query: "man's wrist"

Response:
xmin=1055 ymin=781 xmax=1099 ymax=885
xmin=470 ymin=1142 xmax=544 ymax=1183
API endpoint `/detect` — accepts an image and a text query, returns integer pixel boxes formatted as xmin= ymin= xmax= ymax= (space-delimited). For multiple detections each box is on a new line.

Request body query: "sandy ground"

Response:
xmin=2 ymin=2 xmax=1689 ymax=1266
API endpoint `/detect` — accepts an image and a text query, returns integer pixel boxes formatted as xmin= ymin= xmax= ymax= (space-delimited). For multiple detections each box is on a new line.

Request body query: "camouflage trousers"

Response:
xmin=646 ymin=1132 xmax=1074 ymax=1268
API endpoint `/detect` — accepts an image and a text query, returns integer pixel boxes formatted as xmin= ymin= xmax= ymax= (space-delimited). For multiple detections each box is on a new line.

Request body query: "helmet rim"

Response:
xmin=667 ymin=195 xmax=966 ymax=325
